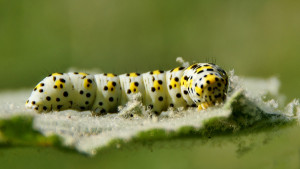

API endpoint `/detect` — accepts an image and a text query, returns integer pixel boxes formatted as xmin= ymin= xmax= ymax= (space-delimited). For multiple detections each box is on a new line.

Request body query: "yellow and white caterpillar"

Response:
xmin=26 ymin=63 xmax=228 ymax=115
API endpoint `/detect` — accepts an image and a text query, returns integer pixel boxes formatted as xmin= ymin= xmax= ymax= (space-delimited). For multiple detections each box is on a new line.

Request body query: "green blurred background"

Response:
xmin=1 ymin=0 xmax=299 ymax=100
xmin=1 ymin=0 xmax=300 ymax=168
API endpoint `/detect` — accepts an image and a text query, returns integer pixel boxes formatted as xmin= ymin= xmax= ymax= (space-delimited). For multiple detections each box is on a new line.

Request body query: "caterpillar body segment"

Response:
xmin=26 ymin=73 xmax=63 ymax=111
xmin=142 ymin=70 xmax=168 ymax=114
xmin=67 ymin=72 xmax=97 ymax=111
xmin=180 ymin=63 xmax=202 ymax=106
xmin=166 ymin=67 xmax=187 ymax=109
xmin=26 ymin=63 xmax=229 ymax=115
xmin=119 ymin=73 xmax=145 ymax=105
xmin=91 ymin=73 xmax=121 ymax=114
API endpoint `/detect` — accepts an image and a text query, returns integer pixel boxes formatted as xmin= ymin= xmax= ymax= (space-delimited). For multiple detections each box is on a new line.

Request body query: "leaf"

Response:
xmin=0 ymin=75 xmax=298 ymax=155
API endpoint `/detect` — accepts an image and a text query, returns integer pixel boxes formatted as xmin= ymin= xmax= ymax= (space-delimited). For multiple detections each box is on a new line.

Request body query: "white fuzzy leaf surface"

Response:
xmin=0 ymin=74 xmax=298 ymax=155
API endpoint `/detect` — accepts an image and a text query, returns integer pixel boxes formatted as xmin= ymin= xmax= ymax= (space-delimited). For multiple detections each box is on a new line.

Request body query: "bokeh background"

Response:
xmin=1 ymin=0 xmax=300 ymax=100
xmin=1 ymin=0 xmax=300 ymax=168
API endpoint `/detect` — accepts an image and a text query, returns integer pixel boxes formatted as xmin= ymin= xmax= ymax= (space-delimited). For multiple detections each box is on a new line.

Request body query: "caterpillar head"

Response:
xmin=26 ymin=73 xmax=72 ymax=112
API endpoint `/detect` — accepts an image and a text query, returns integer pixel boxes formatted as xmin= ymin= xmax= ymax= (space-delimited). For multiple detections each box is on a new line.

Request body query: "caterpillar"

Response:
xmin=25 ymin=63 xmax=228 ymax=115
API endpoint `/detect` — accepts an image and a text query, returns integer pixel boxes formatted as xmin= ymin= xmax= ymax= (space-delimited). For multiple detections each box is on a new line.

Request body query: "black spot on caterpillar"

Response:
xmin=26 ymin=63 xmax=228 ymax=115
